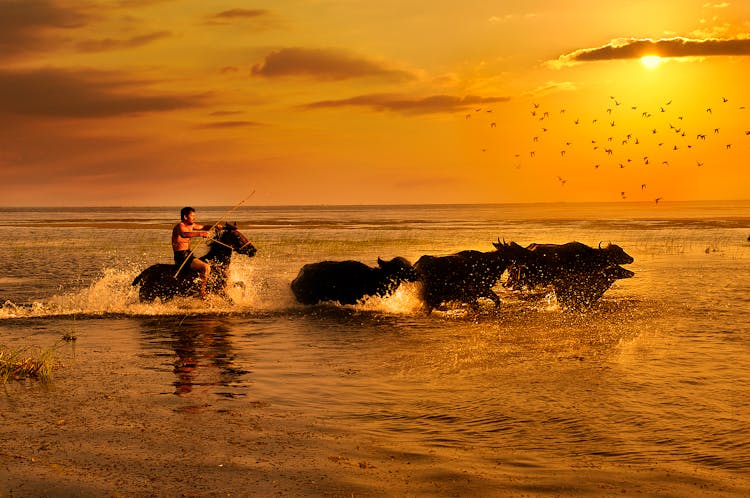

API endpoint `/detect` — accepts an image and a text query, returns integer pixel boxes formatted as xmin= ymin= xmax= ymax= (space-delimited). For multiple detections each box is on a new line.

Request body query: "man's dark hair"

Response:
xmin=180 ymin=207 xmax=195 ymax=220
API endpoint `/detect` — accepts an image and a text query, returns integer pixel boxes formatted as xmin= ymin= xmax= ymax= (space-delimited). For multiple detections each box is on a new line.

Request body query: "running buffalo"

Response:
xmin=505 ymin=241 xmax=634 ymax=309
xmin=291 ymin=257 xmax=418 ymax=305
xmin=551 ymin=264 xmax=635 ymax=310
xmin=415 ymin=240 xmax=529 ymax=312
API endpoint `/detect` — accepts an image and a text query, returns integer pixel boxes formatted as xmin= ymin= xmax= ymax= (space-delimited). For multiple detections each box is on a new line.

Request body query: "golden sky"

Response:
xmin=2 ymin=0 xmax=749 ymax=206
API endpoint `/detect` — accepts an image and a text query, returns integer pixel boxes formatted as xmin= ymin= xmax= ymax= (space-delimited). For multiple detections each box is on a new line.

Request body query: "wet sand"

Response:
xmin=2 ymin=328 xmax=748 ymax=498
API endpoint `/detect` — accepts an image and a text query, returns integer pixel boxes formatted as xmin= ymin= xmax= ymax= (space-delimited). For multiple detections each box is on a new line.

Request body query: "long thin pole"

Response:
xmin=173 ymin=190 xmax=256 ymax=278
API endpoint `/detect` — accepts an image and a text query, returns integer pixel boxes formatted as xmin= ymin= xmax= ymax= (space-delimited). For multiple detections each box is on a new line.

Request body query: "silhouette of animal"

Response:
xmin=506 ymin=241 xmax=632 ymax=288
xmin=552 ymin=264 xmax=634 ymax=310
xmin=414 ymin=240 xmax=529 ymax=312
xmin=505 ymin=241 xmax=634 ymax=309
xmin=291 ymin=257 xmax=417 ymax=305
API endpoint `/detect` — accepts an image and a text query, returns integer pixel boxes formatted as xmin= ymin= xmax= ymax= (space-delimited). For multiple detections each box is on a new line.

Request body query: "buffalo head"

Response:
xmin=377 ymin=256 xmax=418 ymax=282
xmin=493 ymin=239 xmax=531 ymax=263
xmin=598 ymin=242 xmax=634 ymax=265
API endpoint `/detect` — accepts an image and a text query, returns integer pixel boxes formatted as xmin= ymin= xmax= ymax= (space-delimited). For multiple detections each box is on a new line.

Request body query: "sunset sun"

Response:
xmin=640 ymin=54 xmax=662 ymax=69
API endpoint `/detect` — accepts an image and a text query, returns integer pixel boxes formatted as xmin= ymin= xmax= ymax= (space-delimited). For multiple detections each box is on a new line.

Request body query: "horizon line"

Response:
xmin=1 ymin=199 xmax=749 ymax=209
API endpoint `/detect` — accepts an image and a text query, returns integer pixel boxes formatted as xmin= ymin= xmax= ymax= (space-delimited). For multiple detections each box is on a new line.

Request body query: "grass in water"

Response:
xmin=0 ymin=346 xmax=57 ymax=383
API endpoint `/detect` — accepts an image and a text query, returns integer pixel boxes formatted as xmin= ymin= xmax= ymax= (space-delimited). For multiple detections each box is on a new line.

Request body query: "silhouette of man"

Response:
xmin=172 ymin=207 xmax=211 ymax=298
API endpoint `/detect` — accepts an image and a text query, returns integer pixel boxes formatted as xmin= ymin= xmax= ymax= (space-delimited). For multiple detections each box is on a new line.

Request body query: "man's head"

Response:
xmin=180 ymin=207 xmax=195 ymax=221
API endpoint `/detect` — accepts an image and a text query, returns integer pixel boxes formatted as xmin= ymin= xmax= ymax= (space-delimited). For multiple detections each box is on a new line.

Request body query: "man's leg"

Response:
xmin=190 ymin=259 xmax=211 ymax=297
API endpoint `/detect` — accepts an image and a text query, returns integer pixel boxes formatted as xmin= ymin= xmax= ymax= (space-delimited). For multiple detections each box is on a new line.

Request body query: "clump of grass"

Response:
xmin=0 ymin=346 xmax=57 ymax=383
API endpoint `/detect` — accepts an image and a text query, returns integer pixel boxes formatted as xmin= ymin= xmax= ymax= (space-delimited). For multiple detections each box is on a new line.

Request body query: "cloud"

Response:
xmin=212 ymin=8 xmax=269 ymax=19
xmin=0 ymin=68 xmax=203 ymax=118
xmin=302 ymin=94 xmax=510 ymax=115
xmin=527 ymin=81 xmax=577 ymax=98
xmin=75 ymin=30 xmax=171 ymax=52
xmin=205 ymin=8 xmax=278 ymax=29
xmin=114 ymin=0 xmax=175 ymax=6
xmin=251 ymin=47 xmax=414 ymax=81
xmin=552 ymin=36 xmax=750 ymax=66
xmin=196 ymin=120 xmax=263 ymax=129
xmin=0 ymin=0 xmax=89 ymax=60
xmin=488 ymin=13 xmax=537 ymax=23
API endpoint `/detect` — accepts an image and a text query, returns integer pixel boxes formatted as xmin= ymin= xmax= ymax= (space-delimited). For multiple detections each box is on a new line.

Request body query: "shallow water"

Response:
xmin=1 ymin=201 xmax=749 ymax=485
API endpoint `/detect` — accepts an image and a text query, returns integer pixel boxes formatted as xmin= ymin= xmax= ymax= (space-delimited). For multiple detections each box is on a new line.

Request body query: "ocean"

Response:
xmin=1 ymin=201 xmax=749 ymax=493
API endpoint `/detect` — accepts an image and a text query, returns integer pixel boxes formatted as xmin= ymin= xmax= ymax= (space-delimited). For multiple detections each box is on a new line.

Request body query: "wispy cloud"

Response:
xmin=205 ymin=7 xmax=277 ymax=28
xmin=252 ymin=47 xmax=414 ymax=81
xmin=488 ymin=13 xmax=537 ymax=23
xmin=552 ymin=36 xmax=750 ymax=66
xmin=527 ymin=81 xmax=577 ymax=98
xmin=302 ymin=94 xmax=510 ymax=115
xmin=0 ymin=68 xmax=202 ymax=118
xmin=196 ymin=120 xmax=263 ymax=129
xmin=76 ymin=30 xmax=171 ymax=52
xmin=0 ymin=0 xmax=89 ymax=60
xmin=703 ymin=2 xmax=731 ymax=8
xmin=212 ymin=8 xmax=269 ymax=20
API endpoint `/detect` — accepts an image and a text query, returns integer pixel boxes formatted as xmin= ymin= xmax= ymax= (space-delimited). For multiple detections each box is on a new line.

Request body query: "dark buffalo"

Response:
xmin=291 ymin=257 xmax=417 ymax=305
xmin=132 ymin=223 xmax=257 ymax=302
xmin=506 ymin=241 xmax=634 ymax=309
xmin=552 ymin=264 xmax=634 ymax=310
xmin=415 ymin=240 xmax=529 ymax=312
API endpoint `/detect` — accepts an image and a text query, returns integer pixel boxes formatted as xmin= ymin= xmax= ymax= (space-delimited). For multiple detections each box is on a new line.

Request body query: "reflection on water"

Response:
xmin=137 ymin=317 xmax=250 ymax=397
xmin=0 ymin=203 xmax=748 ymax=482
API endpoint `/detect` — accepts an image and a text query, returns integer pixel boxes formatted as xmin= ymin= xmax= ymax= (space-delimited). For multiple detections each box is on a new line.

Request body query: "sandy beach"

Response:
xmin=3 ymin=325 xmax=749 ymax=498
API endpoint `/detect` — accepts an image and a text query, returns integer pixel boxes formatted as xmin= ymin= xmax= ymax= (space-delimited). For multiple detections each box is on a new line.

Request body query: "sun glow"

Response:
xmin=641 ymin=55 xmax=662 ymax=69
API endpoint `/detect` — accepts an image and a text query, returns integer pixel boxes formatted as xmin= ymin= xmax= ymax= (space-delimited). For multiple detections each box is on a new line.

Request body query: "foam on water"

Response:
xmin=0 ymin=264 xmax=432 ymax=319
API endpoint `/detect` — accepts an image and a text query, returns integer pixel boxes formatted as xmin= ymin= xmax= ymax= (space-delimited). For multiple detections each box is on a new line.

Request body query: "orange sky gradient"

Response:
xmin=1 ymin=0 xmax=749 ymax=206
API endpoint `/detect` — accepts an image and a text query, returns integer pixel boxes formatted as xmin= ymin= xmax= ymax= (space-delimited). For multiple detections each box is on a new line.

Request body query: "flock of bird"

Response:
xmin=466 ymin=94 xmax=748 ymax=202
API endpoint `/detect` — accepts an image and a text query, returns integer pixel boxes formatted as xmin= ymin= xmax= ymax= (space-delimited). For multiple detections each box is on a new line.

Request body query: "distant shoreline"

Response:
xmin=1 ymin=199 xmax=749 ymax=210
